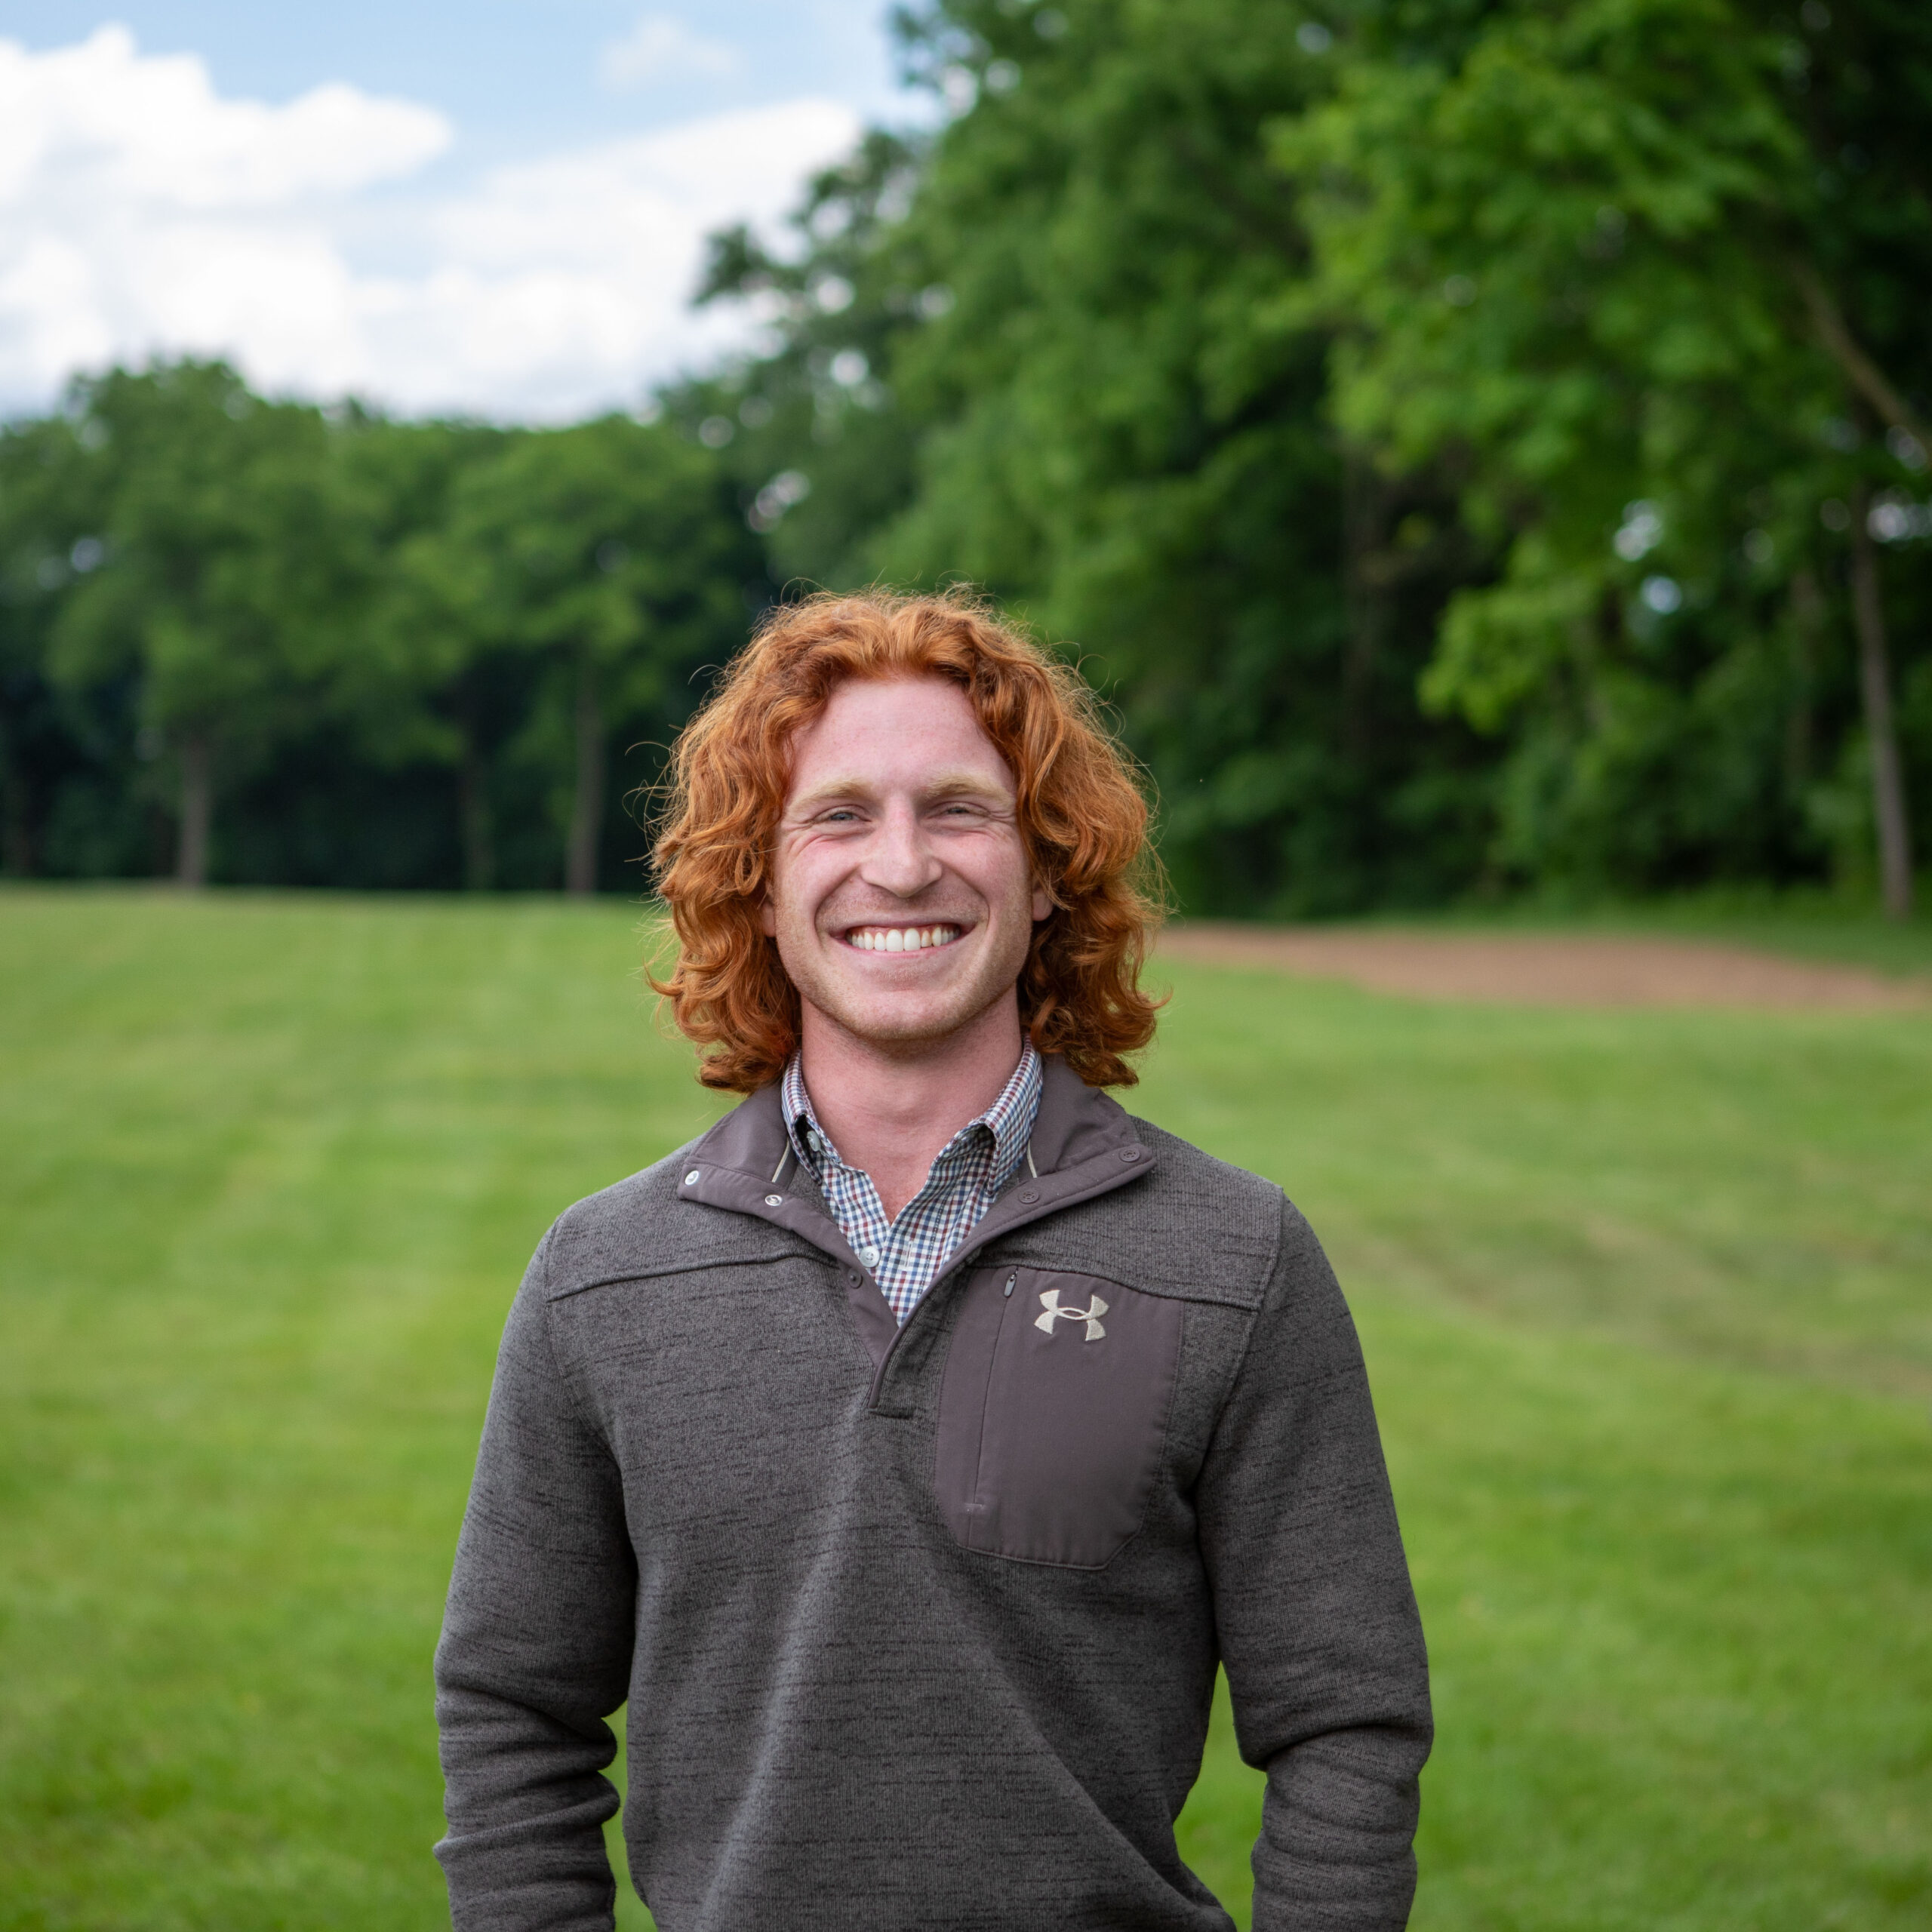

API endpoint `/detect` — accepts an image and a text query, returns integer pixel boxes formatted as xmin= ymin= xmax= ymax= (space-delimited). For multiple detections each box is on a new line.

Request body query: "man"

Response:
xmin=434 ymin=591 xmax=1431 ymax=1931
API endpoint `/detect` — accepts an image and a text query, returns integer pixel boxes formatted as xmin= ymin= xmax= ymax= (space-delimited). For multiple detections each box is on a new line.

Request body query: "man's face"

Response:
xmin=761 ymin=675 xmax=1051 ymax=1054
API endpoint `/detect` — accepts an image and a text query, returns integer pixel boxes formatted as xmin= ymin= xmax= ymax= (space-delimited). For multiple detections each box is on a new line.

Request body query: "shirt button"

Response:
xmin=1019 ymin=1188 xmax=1040 ymax=1204
xmin=860 ymin=1244 xmax=880 ymax=1266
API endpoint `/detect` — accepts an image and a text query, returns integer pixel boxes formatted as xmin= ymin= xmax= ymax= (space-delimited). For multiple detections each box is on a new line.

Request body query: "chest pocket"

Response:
xmin=934 ymin=1266 xmax=1183 ymax=1569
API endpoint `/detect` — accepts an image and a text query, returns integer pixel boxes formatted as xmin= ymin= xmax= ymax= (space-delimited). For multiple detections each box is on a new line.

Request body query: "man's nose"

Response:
xmin=860 ymin=801 xmax=943 ymax=898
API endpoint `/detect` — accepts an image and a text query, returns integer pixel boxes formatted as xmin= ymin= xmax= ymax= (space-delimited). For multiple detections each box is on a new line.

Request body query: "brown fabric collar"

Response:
xmin=675 ymin=1054 xmax=1156 ymax=1372
xmin=688 ymin=1051 xmax=1136 ymax=1188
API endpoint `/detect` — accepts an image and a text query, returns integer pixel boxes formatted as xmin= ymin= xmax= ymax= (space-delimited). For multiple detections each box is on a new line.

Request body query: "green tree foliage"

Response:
xmin=47 ymin=364 xmax=356 ymax=884
xmin=692 ymin=0 xmax=1930 ymax=915
xmin=0 ymin=414 xmax=99 ymax=875
xmin=1 ymin=363 xmax=757 ymax=891
xmin=6 ymin=4 xmax=1928 ymax=912
xmin=1283 ymin=0 xmax=1932 ymax=912
xmin=698 ymin=0 xmax=1498 ymax=914
xmin=332 ymin=416 xmax=516 ymax=889
xmin=691 ymin=130 xmax=931 ymax=592
xmin=394 ymin=416 xmax=761 ymax=894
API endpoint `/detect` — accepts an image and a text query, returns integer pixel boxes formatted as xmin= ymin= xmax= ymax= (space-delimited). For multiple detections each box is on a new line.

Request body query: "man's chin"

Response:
xmin=831 ymin=1004 xmax=969 ymax=1051
xmin=806 ymin=983 xmax=997 ymax=1054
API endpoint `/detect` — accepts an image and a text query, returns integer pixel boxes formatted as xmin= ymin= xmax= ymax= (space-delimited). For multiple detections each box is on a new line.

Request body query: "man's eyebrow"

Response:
xmin=786 ymin=768 xmax=1013 ymax=813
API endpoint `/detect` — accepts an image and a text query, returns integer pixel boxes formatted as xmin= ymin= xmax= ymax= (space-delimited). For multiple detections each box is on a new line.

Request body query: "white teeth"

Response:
xmin=848 ymin=924 xmax=961 ymax=951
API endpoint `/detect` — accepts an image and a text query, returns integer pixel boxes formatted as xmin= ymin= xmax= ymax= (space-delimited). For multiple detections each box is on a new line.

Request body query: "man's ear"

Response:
xmin=1030 ymin=881 xmax=1052 ymax=923
xmin=758 ymin=897 xmax=778 ymax=937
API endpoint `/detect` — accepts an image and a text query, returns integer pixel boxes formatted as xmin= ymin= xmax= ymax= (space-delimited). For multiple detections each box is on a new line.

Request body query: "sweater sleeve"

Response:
xmin=1195 ymin=1198 xmax=1432 ymax=1932
xmin=434 ymin=1229 xmax=638 ymax=1931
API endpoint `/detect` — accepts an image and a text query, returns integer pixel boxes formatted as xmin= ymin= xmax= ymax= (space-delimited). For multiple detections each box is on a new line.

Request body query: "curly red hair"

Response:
xmin=651 ymin=588 xmax=1164 ymax=1092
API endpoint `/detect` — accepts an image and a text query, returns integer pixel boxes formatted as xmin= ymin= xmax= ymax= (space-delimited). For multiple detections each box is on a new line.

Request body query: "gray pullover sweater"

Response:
xmin=435 ymin=1057 xmax=1431 ymax=1931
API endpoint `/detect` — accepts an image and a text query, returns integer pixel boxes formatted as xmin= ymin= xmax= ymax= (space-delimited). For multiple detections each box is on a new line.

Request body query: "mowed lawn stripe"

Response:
xmin=1142 ymin=960 xmax=1932 ymax=1929
xmin=1 ymin=891 xmax=1927 ymax=1930
xmin=2 ymin=891 xmax=722 ymax=1928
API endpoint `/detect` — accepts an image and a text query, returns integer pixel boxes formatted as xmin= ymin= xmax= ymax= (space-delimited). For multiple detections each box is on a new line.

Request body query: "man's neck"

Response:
xmin=797 ymin=996 xmax=1026 ymax=1220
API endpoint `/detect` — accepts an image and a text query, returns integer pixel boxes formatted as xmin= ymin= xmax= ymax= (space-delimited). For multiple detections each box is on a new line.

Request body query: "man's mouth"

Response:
xmin=841 ymin=923 xmax=964 ymax=953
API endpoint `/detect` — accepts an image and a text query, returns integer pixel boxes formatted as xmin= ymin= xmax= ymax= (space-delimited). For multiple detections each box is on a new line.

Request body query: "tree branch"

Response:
xmin=1789 ymin=260 xmax=1932 ymax=454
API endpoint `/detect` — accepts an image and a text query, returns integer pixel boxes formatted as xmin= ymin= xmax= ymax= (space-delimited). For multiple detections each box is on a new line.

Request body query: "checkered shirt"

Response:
xmin=781 ymin=1044 xmax=1043 ymax=1326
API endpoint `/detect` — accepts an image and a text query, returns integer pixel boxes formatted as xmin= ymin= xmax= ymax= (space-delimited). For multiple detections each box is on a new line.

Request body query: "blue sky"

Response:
xmin=2 ymin=3 xmax=915 ymax=161
xmin=0 ymin=5 xmax=923 ymax=418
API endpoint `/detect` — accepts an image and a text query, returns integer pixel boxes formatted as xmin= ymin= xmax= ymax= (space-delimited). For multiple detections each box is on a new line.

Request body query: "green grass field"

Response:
xmin=2 ymin=887 xmax=1928 ymax=1930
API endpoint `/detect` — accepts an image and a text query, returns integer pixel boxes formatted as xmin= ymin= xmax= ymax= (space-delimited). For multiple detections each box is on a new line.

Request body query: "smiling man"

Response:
xmin=433 ymin=591 xmax=1432 ymax=1932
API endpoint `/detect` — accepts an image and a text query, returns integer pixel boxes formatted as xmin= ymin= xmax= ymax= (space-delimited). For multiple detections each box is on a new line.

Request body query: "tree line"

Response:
xmin=3 ymin=0 xmax=1928 ymax=912
xmin=0 ymin=365 xmax=760 ymax=891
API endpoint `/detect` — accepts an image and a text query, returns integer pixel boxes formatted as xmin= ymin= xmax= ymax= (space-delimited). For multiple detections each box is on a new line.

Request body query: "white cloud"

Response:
xmin=356 ymin=100 xmax=860 ymax=418
xmin=0 ymin=27 xmax=859 ymax=421
xmin=599 ymin=14 xmax=742 ymax=90
xmin=0 ymin=26 xmax=451 ymax=209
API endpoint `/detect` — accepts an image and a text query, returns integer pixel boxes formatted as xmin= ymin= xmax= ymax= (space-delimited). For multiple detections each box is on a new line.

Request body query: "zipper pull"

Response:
xmin=1003 ymin=1274 xmax=1016 ymax=1298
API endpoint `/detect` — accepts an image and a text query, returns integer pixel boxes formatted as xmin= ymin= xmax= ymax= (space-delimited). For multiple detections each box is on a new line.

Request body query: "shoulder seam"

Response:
xmin=1200 ymin=1188 xmax=1293 ymax=1446
xmin=545 ymin=1247 xmax=833 ymax=1302
xmin=534 ymin=1223 xmax=614 ymax=1448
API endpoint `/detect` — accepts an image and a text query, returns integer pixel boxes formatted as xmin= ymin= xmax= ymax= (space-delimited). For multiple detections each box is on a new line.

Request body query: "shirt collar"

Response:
xmin=783 ymin=1041 xmax=1043 ymax=1185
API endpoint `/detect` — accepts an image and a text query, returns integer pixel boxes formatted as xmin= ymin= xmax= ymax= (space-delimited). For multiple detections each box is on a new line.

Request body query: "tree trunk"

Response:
xmin=565 ymin=655 xmax=605 ymax=897
xmin=0 ymin=715 xmax=30 ymax=875
xmin=457 ymin=704 xmax=494 ymax=893
xmin=1785 ymin=568 xmax=1823 ymax=790
xmin=1847 ymin=492 xmax=1914 ymax=920
xmin=176 ymin=730 xmax=213 ymax=888
xmin=1340 ymin=449 xmax=1378 ymax=762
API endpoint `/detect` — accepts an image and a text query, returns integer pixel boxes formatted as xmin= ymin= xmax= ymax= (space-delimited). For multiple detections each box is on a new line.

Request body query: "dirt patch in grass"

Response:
xmin=1158 ymin=923 xmax=1930 ymax=1011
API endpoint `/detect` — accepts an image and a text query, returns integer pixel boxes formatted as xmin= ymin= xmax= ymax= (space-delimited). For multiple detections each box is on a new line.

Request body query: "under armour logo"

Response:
xmin=1035 ymin=1288 xmax=1107 ymax=1341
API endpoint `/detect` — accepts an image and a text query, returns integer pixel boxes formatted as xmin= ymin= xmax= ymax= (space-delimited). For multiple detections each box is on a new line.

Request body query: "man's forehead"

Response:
xmin=782 ymin=675 xmax=1016 ymax=810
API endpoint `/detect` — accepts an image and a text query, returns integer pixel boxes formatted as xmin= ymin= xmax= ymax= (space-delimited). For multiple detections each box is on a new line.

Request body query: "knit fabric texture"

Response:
xmin=780 ymin=1042 xmax=1041 ymax=1324
xmin=435 ymin=1059 xmax=1432 ymax=1932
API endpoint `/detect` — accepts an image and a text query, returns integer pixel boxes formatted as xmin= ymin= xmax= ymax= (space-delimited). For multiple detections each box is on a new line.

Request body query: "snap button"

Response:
xmin=684 ymin=1169 xmax=700 ymax=1186
xmin=764 ymin=1193 xmax=784 ymax=1207
xmin=1119 ymin=1147 xmax=1140 ymax=1163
